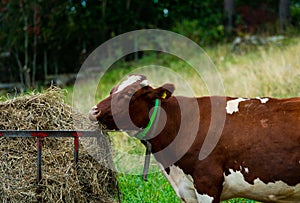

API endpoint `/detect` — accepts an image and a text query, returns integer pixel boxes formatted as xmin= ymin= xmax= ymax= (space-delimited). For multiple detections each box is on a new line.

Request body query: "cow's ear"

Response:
xmin=153 ymin=83 xmax=175 ymax=100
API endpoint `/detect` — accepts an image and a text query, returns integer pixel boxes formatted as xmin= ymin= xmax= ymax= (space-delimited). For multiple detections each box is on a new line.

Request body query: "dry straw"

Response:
xmin=0 ymin=86 xmax=118 ymax=203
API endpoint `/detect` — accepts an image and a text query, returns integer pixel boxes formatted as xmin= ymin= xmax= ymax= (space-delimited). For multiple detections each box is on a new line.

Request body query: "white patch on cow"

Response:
xmin=226 ymin=98 xmax=248 ymax=114
xmin=256 ymin=97 xmax=269 ymax=104
xmin=239 ymin=166 xmax=250 ymax=174
xmin=158 ymin=164 xmax=201 ymax=203
xmin=195 ymin=192 xmax=214 ymax=203
xmin=221 ymin=169 xmax=300 ymax=202
xmin=140 ymin=79 xmax=149 ymax=87
xmin=115 ymin=75 xmax=142 ymax=93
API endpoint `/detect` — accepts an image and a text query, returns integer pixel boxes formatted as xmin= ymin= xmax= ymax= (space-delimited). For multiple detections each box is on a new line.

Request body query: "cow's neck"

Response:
xmin=147 ymin=96 xmax=201 ymax=168
xmin=135 ymin=99 xmax=161 ymax=140
xmin=148 ymin=97 xmax=182 ymax=160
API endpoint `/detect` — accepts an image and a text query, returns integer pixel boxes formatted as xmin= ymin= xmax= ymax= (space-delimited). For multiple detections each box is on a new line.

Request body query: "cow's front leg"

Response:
xmin=193 ymin=163 xmax=224 ymax=203
xmin=160 ymin=164 xmax=199 ymax=203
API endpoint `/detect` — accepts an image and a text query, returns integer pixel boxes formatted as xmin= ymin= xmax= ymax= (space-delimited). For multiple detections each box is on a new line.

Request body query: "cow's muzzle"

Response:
xmin=89 ymin=106 xmax=101 ymax=121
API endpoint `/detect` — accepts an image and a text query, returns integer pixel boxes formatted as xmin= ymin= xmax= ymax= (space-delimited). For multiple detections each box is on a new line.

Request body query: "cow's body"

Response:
xmin=89 ymin=75 xmax=300 ymax=203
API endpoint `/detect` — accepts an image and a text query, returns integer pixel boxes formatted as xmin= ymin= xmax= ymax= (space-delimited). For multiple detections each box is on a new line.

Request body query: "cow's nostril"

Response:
xmin=89 ymin=106 xmax=101 ymax=121
xmin=91 ymin=109 xmax=99 ymax=115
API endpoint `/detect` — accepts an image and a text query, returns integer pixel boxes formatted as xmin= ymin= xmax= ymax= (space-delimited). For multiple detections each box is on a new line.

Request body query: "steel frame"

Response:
xmin=0 ymin=130 xmax=100 ymax=183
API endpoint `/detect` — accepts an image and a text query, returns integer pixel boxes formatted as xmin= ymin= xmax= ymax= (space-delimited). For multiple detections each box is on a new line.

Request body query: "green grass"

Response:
xmin=118 ymin=173 xmax=181 ymax=203
xmin=117 ymin=171 xmax=258 ymax=203
xmin=64 ymin=37 xmax=300 ymax=202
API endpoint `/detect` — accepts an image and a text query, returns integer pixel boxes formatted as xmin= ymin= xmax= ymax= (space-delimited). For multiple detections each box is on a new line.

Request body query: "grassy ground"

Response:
xmin=67 ymin=37 xmax=300 ymax=202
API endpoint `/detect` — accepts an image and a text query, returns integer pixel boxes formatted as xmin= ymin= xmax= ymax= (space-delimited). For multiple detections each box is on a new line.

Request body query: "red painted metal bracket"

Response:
xmin=0 ymin=130 xmax=100 ymax=183
xmin=73 ymin=132 xmax=83 ymax=165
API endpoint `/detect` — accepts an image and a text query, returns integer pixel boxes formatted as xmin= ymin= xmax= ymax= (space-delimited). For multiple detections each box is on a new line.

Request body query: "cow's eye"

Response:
xmin=120 ymin=90 xmax=135 ymax=100
xmin=124 ymin=92 xmax=132 ymax=99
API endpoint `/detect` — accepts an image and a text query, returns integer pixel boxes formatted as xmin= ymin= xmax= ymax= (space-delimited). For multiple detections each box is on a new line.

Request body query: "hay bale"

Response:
xmin=0 ymin=87 xmax=118 ymax=203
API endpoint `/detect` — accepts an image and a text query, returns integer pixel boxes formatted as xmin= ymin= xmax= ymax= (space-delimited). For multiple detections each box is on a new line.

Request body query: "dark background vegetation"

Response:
xmin=0 ymin=0 xmax=299 ymax=88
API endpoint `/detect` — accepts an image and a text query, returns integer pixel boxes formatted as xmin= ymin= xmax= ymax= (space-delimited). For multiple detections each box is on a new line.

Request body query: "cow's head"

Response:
xmin=89 ymin=74 xmax=175 ymax=131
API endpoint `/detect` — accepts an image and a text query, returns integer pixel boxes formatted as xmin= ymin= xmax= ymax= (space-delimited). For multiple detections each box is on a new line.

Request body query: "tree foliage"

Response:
xmin=0 ymin=0 xmax=299 ymax=87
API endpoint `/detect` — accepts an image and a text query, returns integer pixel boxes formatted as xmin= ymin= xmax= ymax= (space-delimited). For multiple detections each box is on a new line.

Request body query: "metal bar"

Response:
xmin=0 ymin=130 xmax=99 ymax=138
xmin=0 ymin=130 xmax=101 ymax=183
xmin=37 ymin=137 xmax=43 ymax=183
xmin=73 ymin=132 xmax=82 ymax=165
xmin=32 ymin=132 xmax=48 ymax=183
xmin=74 ymin=136 xmax=79 ymax=165
xmin=142 ymin=140 xmax=152 ymax=181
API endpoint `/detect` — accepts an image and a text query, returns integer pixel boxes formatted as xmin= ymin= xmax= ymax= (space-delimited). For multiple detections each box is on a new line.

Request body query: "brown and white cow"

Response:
xmin=89 ymin=74 xmax=300 ymax=203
